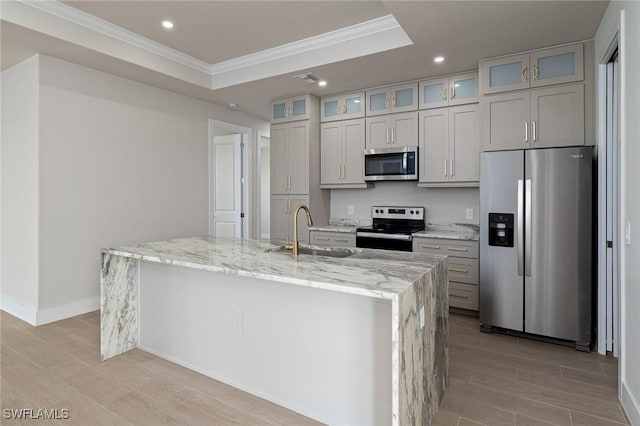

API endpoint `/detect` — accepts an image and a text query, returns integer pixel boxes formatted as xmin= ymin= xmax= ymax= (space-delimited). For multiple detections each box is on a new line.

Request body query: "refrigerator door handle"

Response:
xmin=517 ymin=179 xmax=524 ymax=276
xmin=525 ymin=179 xmax=532 ymax=276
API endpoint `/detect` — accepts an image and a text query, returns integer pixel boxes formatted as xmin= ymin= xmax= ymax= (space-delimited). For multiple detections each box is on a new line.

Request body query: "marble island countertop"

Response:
xmin=308 ymin=225 xmax=357 ymax=233
xmin=103 ymin=236 xmax=446 ymax=300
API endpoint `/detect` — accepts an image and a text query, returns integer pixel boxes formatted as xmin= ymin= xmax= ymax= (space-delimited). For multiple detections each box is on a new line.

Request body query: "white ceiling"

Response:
xmin=1 ymin=1 xmax=608 ymax=120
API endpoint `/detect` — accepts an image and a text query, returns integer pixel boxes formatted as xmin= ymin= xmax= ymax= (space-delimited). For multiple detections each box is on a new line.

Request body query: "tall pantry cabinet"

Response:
xmin=270 ymin=94 xmax=329 ymax=244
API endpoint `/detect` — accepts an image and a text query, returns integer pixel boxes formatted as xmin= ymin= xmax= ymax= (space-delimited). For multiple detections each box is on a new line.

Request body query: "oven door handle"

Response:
xmin=356 ymin=232 xmax=412 ymax=241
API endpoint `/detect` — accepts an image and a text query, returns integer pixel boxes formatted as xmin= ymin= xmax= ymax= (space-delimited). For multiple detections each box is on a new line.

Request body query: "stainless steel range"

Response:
xmin=356 ymin=206 xmax=425 ymax=252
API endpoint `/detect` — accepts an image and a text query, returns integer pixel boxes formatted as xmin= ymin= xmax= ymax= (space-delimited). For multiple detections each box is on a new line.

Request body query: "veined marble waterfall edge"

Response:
xmin=100 ymin=253 xmax=139 ymax=360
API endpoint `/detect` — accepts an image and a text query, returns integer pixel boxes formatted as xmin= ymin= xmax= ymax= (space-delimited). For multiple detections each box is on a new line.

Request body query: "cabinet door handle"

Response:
xmin=532 ymin=65 xmax=539 ymax=80
xmin=444 ymin=160 xmax=448 ymax=177
xmin=532 ymin=120 xmax=537 ymax=142
xmin=524 ymin=121 xmax=529 ymax=143
xmin=522 ymin=66 xmax=528 ymax=82
xmin=450 ymin=86 xmax=455 ymax=99
xmin=450 ymin=160 xmax=454 ymax=176
xmin=421 ymin=244 xmax=441 ymax=250
xmin=391 ymin=97 xmax=397 ymax=107
xmin=386 ymin=127 xmax=390 ymax=144
xmin=448 ymin=247 xmax=468 ymax=252
xmin=391 ymin=127 xmax=395 ymax=144
xmin=449 ymin=268 xmax=469 ymax=273
xmin=441 ymin=87 xmax=447 ymax=100
xmin=384 ymin=97 xmax=390 ymax=108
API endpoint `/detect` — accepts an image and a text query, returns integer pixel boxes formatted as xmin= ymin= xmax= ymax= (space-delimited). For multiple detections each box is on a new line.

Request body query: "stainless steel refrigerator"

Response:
xmin=479 ymin=146 xmax=592 ymax=350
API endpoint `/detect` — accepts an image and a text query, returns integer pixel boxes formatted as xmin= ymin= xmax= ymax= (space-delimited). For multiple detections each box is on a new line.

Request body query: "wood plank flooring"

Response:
xmin=1 ymin=310 xmax=627 ymax=425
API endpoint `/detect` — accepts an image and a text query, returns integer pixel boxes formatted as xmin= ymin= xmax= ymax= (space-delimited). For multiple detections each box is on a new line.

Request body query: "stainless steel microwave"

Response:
xmin=363 ymin=146 xmax=418 ymax=181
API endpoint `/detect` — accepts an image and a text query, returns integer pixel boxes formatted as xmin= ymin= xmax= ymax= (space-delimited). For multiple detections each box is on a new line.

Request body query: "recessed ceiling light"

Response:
xmin=162 ymin=20 xmax=174 ymax=29
xmin=318 ymin=80 xmax=327 ymax=87
xmin=434 ymin=56 xmax=445 ymax=63
xmin=228 ymin=103 xmax=239 ymax=110
xmin=354 ymin=99 xmax=361 ymax=103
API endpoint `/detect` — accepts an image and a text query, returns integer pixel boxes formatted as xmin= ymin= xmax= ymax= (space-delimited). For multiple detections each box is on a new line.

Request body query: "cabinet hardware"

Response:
xmin=448 ymin=247 xmax=468 ymax=252
xmin=386 ymin=128 xmax=390 ymax=144
xmin=532 ymin=65 xmax=539 ymax=80
xmin=449 ymin=268 xmax=469 ymax=273
xmin=450 ymin=86 xmax=456 ymax=99
xmin=287 ymin=199 xmax=291 ymax=214
xmin=524 ymin=121 xmax=529 ymax=143
xmin=317 ymin=237 xmax=330 ymax=241
xmin=422 ymin=244 xmax=441 ymax=249
xmin=450 ymin=294 xmax=470 ymax=299
xmin=532 ymin=120 xmax=537 ymax=142
xmin=444 ymin=160 xmax=448 ymax=177
xmin=284 ymin=176 xmax=288 ymax=190
xmin=335 ymin=238 xmax=350 ymax=243
xmin=441 ymin=87 xmax=448 ymax=100
xmin=522 ymin=66 xmax=528 ymax=82
xmin=391 ymin=127 xmax=395 ymax=144
xmin=391 ymin=97 xmax=397 ymax=107
xmin=450 ymin=160 xmax=454 ymax=176
xmin=384 ymin=97 xmax=390 ymax=108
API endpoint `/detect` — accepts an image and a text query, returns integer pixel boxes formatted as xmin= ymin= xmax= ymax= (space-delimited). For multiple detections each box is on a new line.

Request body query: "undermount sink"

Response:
xmin=268 ymin=245 xmax=358 ymax=258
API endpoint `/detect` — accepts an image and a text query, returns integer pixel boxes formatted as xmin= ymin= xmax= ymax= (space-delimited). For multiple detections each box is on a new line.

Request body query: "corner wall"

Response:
xmin=0 ymin=55 xmax=40 ymax=322
xmin=595 ymin=2 xmax=640 ymax=424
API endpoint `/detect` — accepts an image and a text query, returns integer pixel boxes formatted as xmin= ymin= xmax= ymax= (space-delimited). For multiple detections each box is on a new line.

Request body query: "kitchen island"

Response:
xmin=100 ymin=237 xmax=448 ymax=425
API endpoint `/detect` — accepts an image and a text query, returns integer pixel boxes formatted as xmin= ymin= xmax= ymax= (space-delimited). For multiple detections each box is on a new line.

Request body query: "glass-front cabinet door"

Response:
xmin=481 ymin=53 xmax=530 ymax=94
xmin=390 ymin=82 xmax=418 ymax=113
xmin=341 ymin=92 xmax=365 ymax=120
xmin=272 ymin=100 xmax=288 ymax=123
xmin=321 ymin=96 xmax=341 ymax=122
xmin=290 ymin=95 xmax=308 ymax=120
xmin=419 ymin=77 xmax=449 ymax=109
xmin=366 ymin=88 xmax=390 ymax=116
xmin=530 ymin=44 xmax=583 ymax=88
xmin=449 ymin=72 xmax=478 ymax=106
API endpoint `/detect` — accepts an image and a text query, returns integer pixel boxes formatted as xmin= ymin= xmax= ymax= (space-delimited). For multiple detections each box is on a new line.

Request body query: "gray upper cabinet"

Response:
xmin=482 ymin=84 xmax=584 ymax=151
xmin=419 ymin=72 xmax=478 ymax=109
xmin=365 ymin=112 xmax=418 ymax=149
xmin=481 ymin=43 xmax=584 ymax=95
xmin=321 ymin=92 xmax=364 ymax=122
xmin=365 ymin=82 xmax=418 ymax=116
xmin=320 ymin=118 xmax=366 ymax=188
xmin=271 ymin=94 xmax=310 ymax=123
xmin=419 ymin=104 xmax=480 ymax=186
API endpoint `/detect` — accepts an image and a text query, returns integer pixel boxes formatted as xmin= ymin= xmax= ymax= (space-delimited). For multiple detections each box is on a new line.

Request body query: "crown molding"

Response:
xmin=18 ymin=0 xmax=213 ymax=74
xmin=211 ymin=14 xmax=403 ymax=75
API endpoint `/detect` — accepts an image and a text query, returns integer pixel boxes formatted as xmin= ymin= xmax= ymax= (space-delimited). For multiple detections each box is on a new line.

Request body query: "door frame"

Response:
xmin=256 ymin=129 xmax=270 ymax=241
xmin=208 ymin=119 xmax=252 ymax=239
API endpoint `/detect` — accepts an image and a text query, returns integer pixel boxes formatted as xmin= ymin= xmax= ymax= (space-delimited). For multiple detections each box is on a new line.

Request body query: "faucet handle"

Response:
xmin=284 ymin=242 xmax=294 ymax=251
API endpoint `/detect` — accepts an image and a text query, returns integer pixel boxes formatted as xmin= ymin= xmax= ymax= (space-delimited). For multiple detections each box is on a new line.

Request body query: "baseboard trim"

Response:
xmin=35 ymin=297 xmax=100 ymax=325
xmin=0 ymin=295 xmax=99 ymax=326
xmin=621 ymin=380 xmax=640 ymax=426
xmin=0 ymin=296 xmax=37 ymax=325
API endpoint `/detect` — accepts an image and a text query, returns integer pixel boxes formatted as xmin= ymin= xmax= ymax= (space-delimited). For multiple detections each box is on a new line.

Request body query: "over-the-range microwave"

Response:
xmin=363 ymin=146 xmax=418 ymax=181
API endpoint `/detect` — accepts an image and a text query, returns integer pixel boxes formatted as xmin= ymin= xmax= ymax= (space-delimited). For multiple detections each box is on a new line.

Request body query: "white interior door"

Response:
xmin=213 ymin=134 xmax=242 ymax=239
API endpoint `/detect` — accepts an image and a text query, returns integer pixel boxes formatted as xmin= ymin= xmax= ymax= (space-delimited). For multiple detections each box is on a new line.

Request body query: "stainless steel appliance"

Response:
xmin=479 ymin=147 xmax=593 ymax=350
xmin=356 ymin=206 xmax=425 ymax=251
xmin=363 ymin=147 xmax=418 ymax=181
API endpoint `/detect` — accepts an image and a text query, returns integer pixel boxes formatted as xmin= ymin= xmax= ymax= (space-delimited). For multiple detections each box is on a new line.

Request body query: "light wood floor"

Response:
xmin=1 ymin=310 xmax=627 ymax=425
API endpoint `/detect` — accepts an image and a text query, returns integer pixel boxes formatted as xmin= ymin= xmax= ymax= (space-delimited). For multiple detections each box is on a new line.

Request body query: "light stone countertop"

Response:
xmin=102 ymin=236 xmax=445 ymax=300
xmin=413 ymin=223 xmax=480 ymax=241
xmin=308 ymin=225 xmax=357 ymax=233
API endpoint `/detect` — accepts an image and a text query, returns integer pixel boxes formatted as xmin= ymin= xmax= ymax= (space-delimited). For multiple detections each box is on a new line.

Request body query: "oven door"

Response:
xmin=356 ymin=232 xmax=413 ymax=251
xmin=364 ymin=147 xmax=417 ymax=181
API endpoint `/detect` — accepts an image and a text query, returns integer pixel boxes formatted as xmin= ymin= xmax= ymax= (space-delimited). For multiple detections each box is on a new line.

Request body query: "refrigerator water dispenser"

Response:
xmin=488 ymin=213 xmax=514 ymax=247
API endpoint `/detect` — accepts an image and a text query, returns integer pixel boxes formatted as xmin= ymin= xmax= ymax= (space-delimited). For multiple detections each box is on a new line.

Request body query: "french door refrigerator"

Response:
xmin=479 ymin=146 xmax=592 ymax=350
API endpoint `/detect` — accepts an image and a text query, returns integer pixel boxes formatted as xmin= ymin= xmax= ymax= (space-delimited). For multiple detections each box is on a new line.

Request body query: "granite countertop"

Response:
xmin=102 ymin=237 xmax=446 ymax=300
xmin=308 ymin=225 xmax=357 ymax=233
xmin=413 ymin=223 xmax=480 ymax=241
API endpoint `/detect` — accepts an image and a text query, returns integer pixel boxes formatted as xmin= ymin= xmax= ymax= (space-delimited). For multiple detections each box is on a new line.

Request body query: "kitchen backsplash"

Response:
xmin=330 ymin=182 xmax=480 ymax=224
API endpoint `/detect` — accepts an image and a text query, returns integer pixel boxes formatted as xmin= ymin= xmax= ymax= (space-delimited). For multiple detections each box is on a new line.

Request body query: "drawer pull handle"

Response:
xmin=421 ymin=245 xmax=441 ymax=249
xmin=450 ymin=294 xmax=470 ymax=299
xmin=335 ymin=238 xmax=350 ymax=243
xmin=448 ymin=247 xmax=468 ymax=252
xmin=316 ymin=237 xmax=330 ymax=241
xmin=449 ymin=268 xmax=469 ymax=273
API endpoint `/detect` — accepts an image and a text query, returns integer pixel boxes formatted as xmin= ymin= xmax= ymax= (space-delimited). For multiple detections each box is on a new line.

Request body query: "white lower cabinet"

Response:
xmin=270 ymin=195 xmax=310 ymax=244
xmin=309 ymin=230 xmax=356 ymax=247
xmin=320 ymin=119 xmax=366 ymax=188
xmin=413 ymin=238 xmax=480 ymax=311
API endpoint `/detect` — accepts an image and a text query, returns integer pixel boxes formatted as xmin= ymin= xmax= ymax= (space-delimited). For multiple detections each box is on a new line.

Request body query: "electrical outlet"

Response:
xmin=419 ymin=306 xmax=425 ymax=330
xmin=625 ymin=222 xmax=631 ymax=246
xmin=465 ymin=208 xmax=474 ymax=220
xmin=348 ymin=205 xmax=354 ymax=216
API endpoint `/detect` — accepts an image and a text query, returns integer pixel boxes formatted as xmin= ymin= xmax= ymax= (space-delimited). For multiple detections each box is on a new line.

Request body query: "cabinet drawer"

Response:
xmin=448 ymin=258 xmax=479 ymax=285
xmin=413 ymin=238 xmax=479 ymax=259
xmin=449 ymin=282 xmax=479 ymax=311
xmin=310 ymin=231 xmax=355 ymax=247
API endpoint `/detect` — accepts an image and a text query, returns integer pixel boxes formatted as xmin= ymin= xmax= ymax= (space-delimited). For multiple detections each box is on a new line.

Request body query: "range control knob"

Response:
xmin=410 ymin=210 xmax=414 ymax=214
xmin=375 ymin=209 xmax=379 ymax=214
xmin=380 ymin=209 xmax=385 ymax=214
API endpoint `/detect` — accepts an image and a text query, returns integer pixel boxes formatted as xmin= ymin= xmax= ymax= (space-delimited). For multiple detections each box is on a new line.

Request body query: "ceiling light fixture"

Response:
xmin=318 ymin=80 xmax=327 ymax=87
xmin=434 ymin=56 xmax=445 ymax=63
xmin=354 ymin=99 xmax=361 ymax=103
xmin=228 ymin=103 xmax=239 ymax=110
xmin=162 ymin=20 xmax=174 ymax=29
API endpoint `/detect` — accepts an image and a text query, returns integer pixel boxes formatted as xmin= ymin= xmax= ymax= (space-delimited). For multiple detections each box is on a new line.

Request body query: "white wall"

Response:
xmin=595 ymin=2 xmax=640 ymax=424
xmin=1 ymin=55 xmax=269 ymax=323
xmin=260 ymin=140 xmax=271 ymax=239
xmin=0 ymin=56 xmax=40 ymax=318
xmin=330 ymin=184 xmax=480 ymax=224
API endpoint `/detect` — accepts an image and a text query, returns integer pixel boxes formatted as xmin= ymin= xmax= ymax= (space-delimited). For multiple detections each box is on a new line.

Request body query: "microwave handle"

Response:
xmin=403 ymin=152 xmax=407 ymax=171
